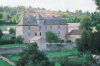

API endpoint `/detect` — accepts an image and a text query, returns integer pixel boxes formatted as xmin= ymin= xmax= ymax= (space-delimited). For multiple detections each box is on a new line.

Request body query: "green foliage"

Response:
xmin=0 ymin=29 xmax=3 ymax=39
xmin=79 ymin=16 xmax=91 ymax=30
xmin=16 ymin=36 xmax=23 ymax=44
xmin=59 ymin=10 xmax=91 ymax=23
xmin=58 ymin=55 xmax=98 ymax=66
xmin=67 ymin=40 xmax=72 ymax=43
xmin=16 ymin=42 xmax=55 ymax=66
xmin=45 ymin=31 xmax=59 ymax=43
xmin=58 ymin=56 xmax=69 ymax=66
xmin=9 ymin=28 xmax=15 ymax=34
xmin=94 ymin=0 xmax=100 ymax=10
xmin=77 ymin=12 xmax=100 ymax=54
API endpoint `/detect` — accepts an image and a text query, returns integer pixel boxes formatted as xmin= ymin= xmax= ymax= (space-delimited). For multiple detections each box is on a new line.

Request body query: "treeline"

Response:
xmin=0 ymin=6 xmax=45 ymax=25
xmin=59 ymin=10 xmax=91 ymax=23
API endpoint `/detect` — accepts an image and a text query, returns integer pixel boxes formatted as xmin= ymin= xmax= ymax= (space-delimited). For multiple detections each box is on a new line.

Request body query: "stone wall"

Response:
xmin=0 ymin=43 xmax=76 ymax=54
xmin=47 ymin=43 xmax=76 ymax=51
xmin=0 ymin=47 xmax=24 ymax=55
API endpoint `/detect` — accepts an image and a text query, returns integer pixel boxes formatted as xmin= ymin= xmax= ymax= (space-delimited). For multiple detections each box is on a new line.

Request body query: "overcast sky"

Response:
xmin=0 ymin=0 xmax=97 ymax=12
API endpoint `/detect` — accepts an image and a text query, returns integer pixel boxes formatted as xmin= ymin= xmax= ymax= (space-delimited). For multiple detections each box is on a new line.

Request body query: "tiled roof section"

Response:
xmin=44 ymin=17 xmax=67 ymax=25
xmin=17 ymin=15 xmax=38 ymax=26
xmin=17 ymin=15 xmax=67 ymax=25
xmin=68 ymin=30 xmax=83 ymax=35
xmin=67 ymin=23 xmax=80 ymax=28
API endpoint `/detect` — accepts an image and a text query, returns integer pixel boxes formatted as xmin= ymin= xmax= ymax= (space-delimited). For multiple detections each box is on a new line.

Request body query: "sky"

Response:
xmin=0 ymin=0 xmax=97 ymax=12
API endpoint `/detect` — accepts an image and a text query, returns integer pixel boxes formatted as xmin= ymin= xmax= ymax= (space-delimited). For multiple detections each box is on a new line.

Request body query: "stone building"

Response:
xmin=67 ymin=30 xmax=83 ymax=42
xmin=16 ymin=15 xmax=68 ymax=43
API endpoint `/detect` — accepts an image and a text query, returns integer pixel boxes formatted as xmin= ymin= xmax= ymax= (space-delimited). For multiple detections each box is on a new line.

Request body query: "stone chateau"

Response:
xmin=16 ymin=15 xmax=68 ymax=43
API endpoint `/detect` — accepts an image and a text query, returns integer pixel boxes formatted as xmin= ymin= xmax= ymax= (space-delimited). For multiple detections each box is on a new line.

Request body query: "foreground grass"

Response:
xmin=47 ymin=49 xmax=79 ymax=58
xmin=7 ymin=55 xmax=20 ymax=62
xmin=0 ymin=44 xmax=26 ymax=48
xmin=0 ymin=59 xmax=12 ymax=66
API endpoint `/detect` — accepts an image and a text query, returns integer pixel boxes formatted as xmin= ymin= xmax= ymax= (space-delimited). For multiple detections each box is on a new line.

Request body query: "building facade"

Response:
xmin=16 ymin=15 xmax=68 ymax=43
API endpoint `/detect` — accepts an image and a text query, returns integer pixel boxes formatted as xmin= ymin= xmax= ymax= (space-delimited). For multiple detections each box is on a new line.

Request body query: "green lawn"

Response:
xmin=0 ymin=59 xmax=13 ymax=66
xmin=7 ymin=55 xmax=20 ymax=62
xmin=0 ymin=26 xmax=15 ymax=31
xmin=0 ymin=44 xmax=26 ymax=48
xmin=47 ymin=49 xmax=79 ymax=58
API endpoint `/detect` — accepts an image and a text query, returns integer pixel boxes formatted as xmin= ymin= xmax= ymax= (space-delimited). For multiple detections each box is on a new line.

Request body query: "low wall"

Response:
xmin=47 ymin=43 xmax=76 ymax=51
xmin=0 ymin=47 xmax=24 ymax=55
xmin=0 ymin=43 xmax=76 ymax=54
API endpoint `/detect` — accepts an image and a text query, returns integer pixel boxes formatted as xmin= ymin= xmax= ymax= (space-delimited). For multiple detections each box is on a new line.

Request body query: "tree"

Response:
xmin=9 ymin=28 xmax=15 ymax=34
xmin=94 ymin=0 xmax=100 ymax=10
xmin=0 ymin=29 xmax=3 ymax=39
xmin=45 ymin=31 xmax=59 ymax=43
xmin=16 ymin=36 xmax=23 ymax=44
xmin=79 ymin=16 xmax=91 ymax=30
xmin=16 ymin=42 xmax=55 ymax=66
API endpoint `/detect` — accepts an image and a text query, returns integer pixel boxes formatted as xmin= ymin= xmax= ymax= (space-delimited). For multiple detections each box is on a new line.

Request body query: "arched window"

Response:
xmin=35 ymin=32 xmax=37 ymax=36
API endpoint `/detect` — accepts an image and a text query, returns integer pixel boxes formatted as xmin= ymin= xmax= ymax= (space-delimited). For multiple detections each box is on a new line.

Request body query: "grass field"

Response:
xmin=0 ymin=26 xmax=15 ymax=31
xmin=0 ymin=44 xmax=26 ymax=48
xmin=0 ymin=59 xmax=13 ymax=66
xmin=47 ymin=49 xmax=79 ymax=58
xmin=7 ymin=55 xmax=20 ymax=62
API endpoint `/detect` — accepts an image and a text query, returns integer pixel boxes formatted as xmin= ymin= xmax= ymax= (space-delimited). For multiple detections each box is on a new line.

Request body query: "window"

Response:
xmin=45 ymin=26 xmax=47 ymax=29
xmin=35 ymin=32 xmax=37 ymax=36
xmin=40 ymin=32 xmax=41 ymax=36
xmin=28 ymin=33 xmax=30 ymax=36
xmin=39 ymin=26 xmax=41 ymax=30
xmin=50 ymin=26 xmax=52 ymax=29
xmin=58 ymin=26 xmax=60 ymax=29
xmin=58 ymin=31 xmax=60 ymax=34
xmin=28 ymin=26 xmax=30 ymax=30
xmin=28 ymin=21 xmax=29 ymax=23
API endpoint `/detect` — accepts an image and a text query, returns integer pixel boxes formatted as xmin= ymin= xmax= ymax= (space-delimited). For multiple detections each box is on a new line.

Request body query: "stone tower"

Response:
xmin=36 ymin=15 xmax=45 ymax=38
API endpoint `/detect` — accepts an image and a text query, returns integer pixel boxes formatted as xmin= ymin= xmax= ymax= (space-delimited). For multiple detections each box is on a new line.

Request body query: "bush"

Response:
xmin=0 ymin=39 xmax=15 ymax=45
xmin=67 ymin=40 xmax=72 ymax=43
xmin=9 ymin=28 xmax=15 ymax=34
xmin=16 ymin=36 xmax=23 ymax=44
xmin=16 ymin=42 xmax=55 ymax=66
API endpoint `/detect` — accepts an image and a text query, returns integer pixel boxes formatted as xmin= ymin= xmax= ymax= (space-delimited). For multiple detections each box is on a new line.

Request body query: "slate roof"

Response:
xmin=17 ymin=15 xmax=67 ymax=26
xmin=17 ymin=15 xmax=38 ymax=26
xmin=68 ymin=30 xmax=83 ymax=35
